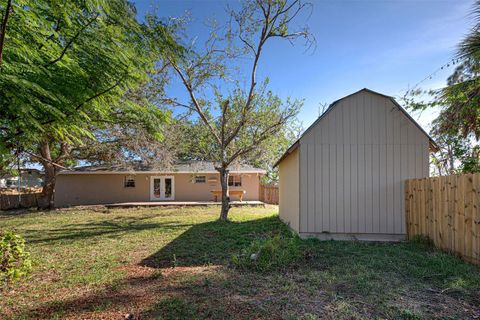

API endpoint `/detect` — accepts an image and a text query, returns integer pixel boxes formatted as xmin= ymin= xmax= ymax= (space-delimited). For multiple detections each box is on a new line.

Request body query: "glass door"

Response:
xmin=150 ymin=176 xmax=175 ymax=200
xmin=151 ymin=177 xmax=162 ymax=200
xmin=164 ymin=177 xmax=173 ymax=200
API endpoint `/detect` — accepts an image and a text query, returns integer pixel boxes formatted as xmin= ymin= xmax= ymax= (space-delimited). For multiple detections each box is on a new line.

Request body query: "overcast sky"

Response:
xmin=134 ymin=0 xmax=475 ymax=133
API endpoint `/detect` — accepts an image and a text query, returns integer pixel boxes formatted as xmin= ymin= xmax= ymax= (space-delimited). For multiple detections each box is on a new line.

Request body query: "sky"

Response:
xmin=134 ymin=0 xmax=476 ymax=133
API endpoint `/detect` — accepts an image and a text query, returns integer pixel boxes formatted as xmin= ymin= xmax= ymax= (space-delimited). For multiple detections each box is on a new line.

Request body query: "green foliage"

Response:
xmin=0 ymin=230 xmax=32 ymax=284
xmin=231 ymin=234 xmax=301 ymax=272
xmin=0 ymin=0 xmax=178 ymax=166
xmin=403 ymin=1 xmax=480 ymax=175
xmin=173 ymin=82 xmax=303 ymax=183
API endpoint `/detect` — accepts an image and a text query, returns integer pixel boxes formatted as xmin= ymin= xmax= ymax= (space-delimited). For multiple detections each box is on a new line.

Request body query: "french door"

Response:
xmin=150 ymin=176 xmax=175 ymax=201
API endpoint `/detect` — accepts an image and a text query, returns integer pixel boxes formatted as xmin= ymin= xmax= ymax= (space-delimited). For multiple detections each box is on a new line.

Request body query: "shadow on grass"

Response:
xmin=8 ymin=214 xmax=480 ymax=320
xmin=140 ymin=215 xmax=289 ymax=268
xmin=24 ymin=214 xmax=193 ymax=244
xmin=0 ymin=208 xmax=39 ymax=217
xmin=11 ymin=215 xmax=289 ymax=320
xmin=14 ymin=266 xmax=270 ymax=320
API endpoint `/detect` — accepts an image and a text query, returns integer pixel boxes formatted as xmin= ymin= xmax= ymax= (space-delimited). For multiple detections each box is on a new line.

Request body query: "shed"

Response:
xmin=275 ymin=89 xmax=437 ymax=241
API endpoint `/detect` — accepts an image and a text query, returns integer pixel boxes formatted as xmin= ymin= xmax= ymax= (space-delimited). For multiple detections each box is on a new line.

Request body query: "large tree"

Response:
xmin=166 ymin=0 xmax=313 ymax=220
xmin=0 ymin=1 xmax=178 ymax=208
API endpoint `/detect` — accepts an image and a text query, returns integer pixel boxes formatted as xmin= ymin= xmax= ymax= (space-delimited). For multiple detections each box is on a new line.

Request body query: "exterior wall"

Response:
xmin=55 ymin=172 xmax=261 ymax=207
xmin=299 ymin=90 xmax=429 ymax=239
xmin=278 ymin=148 xmax=300 ymax=232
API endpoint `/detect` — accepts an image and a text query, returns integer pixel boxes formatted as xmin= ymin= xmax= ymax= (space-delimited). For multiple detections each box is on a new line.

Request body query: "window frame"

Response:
xmin=228 ymin=175 xmax=242 ymax=187
xmin=194 ymin=175 xmax=206 ymax=184
xmin=124 ymin=175 xmax=136 ymax=188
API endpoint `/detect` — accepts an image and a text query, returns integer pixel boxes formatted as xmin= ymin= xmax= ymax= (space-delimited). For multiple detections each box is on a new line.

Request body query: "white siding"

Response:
xmin=298 ymin=90 xmax=429 ymax=237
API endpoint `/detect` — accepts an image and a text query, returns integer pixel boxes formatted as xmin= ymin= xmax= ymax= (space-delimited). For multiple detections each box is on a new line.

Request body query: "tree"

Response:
xmin=173 ymin=90 xmax=303 ymax=184
xmin=0 ymin=1 xmax=179 ymax=208
xmin=403 ymin=1 xmax=480 ymax=174
xmin=166 ymin=0 xmax=313 ymax=220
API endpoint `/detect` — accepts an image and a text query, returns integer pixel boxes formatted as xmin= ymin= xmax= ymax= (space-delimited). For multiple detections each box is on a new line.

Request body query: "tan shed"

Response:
xmin=275 ymin=89 xmax=437 ymax=241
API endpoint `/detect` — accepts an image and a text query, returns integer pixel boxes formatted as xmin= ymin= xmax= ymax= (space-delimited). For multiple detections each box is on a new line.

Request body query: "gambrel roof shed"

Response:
xmin=275 ymin=88 xmax=436 ymax=241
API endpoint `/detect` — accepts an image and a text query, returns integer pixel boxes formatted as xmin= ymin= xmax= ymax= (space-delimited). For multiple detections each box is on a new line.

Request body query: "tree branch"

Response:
xmin=54 ymin=141 xmax=70 ymax=163
xmin=170 ymin=60 xmax=222 ymax=145
xmin=38 ymin=16 xmax=62 ymax=50
xmin=74 ymin=75 xmax=124 ymax=112
xmin=0 ymin=0 xmax=12 ymax=68
xmin=44 ymin=13 xmax=99 ymax=67
xmin=223 ymin=0 xmax=271 ymax=147
xmin=2 ymin=73 xmax=126 ymax=145
xmin=23 ymin=150 xmax=67 ymax=169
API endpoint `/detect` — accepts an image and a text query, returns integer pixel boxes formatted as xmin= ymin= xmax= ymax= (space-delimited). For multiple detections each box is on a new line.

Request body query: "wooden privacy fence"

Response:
xmin=260 ymin=184 xmax=279 ymax=205
xmin=0 ymin=193 xmax=40 ymax=210
xmin=405 ymin=174 xmax=480 ymax=265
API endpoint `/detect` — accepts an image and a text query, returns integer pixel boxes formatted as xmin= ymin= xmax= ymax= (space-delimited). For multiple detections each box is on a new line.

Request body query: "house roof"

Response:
xmin=274 ymin=88 xmax=439 ymax=167
xmin=58 ymin=161 xmax=266 ymax=175
xmin=0 ymin=168 xmax=43 ymax=179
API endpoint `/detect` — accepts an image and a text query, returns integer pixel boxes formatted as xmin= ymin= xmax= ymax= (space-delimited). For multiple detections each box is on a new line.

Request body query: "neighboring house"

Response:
xmin=275 ymin=89 xmax=437 ymax=241
xmin=55 ymin=161 xmax=265 ymax=207
xmin=0 ymin=169 xmax=44 ymax=188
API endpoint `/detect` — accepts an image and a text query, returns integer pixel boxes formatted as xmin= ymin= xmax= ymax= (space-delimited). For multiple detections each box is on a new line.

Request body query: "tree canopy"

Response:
xmin=0 ymin=0 xmax=179 ymax=207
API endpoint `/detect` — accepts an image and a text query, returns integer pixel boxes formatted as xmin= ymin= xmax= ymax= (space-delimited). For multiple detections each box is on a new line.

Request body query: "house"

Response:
xmin=0 ymin=169 xmax=44 ymax=189
xmin=54 ymin=161 xmax=265 ymax=207
xmin=275 ymin=89 xmax=437 ymax=241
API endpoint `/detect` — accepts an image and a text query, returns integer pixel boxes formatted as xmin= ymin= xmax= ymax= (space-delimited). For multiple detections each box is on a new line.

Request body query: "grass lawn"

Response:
xmin=1 ymin=206 xmax=479 ymax=319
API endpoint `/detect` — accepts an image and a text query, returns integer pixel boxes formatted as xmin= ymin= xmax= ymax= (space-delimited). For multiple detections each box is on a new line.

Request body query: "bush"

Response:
xmin=231 ymin=234 xmax=301 ymax=272
xmin=0 ymin=230 xmax=32 ymax=284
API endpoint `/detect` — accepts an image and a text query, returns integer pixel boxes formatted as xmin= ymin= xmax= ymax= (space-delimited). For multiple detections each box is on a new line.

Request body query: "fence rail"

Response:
xmin=260 ymin=184 xmax=279 ymax=205
xmin=0 ymin=193 xmax=40 ymax=210
xmin=405 ymin=174 xmax=480 ymax=265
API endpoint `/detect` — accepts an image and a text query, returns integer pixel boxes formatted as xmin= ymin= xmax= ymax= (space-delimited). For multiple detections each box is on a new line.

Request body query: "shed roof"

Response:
xmin=274 ymin=88 xmax=438 ymax=167
xmin=58 ymin=160 xmax=266 ymax=175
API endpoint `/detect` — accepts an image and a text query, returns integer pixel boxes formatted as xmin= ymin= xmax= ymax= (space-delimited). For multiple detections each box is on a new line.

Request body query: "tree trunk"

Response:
xmin=218 ymin=167 xmax=230 ymax=221
xmin=37 ymin=141 xmax=56 ymax=209
xmin=447 ymin=146 xmax=455 ymax=175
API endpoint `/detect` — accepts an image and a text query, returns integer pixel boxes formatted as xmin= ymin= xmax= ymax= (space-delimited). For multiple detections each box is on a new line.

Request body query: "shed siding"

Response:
xmin=278 ymin=148 xmax=300 ymax=232
xmin=299 ymin=91 xmax=429 ymax=237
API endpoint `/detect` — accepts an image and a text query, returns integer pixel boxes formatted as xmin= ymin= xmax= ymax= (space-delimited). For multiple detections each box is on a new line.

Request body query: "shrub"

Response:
xmin=0 ymin=230 xmax=32 ymax=284
xmin=231 ymin=234 xmax=301 ymax=272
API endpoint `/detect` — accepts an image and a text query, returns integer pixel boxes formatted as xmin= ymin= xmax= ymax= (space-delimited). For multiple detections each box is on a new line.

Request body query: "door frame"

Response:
xmin=150 ymin=176 xmax=175 ymax=201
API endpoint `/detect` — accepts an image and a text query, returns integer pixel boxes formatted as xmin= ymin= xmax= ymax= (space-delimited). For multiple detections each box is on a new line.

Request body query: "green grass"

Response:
xmin=0 ymin=206 xmax=479 ymax=319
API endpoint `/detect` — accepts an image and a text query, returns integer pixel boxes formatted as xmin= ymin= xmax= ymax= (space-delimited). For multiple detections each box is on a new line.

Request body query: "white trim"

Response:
xmin=150 ymin=176 xmax=175 ymax=201
xmin=58 ymin=170 xmax=266 ymax=175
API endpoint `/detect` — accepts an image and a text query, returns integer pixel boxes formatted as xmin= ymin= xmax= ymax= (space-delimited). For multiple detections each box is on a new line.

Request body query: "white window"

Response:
xmin=228 ymin=175 xmax=241 ymax=187
xmin=194 ymin=175 xmax=206 ymax=184
xmin=124 ymin=175 xmax=135 ymax=188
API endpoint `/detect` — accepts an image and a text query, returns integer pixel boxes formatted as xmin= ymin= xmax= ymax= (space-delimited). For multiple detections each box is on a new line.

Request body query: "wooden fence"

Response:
xmin=260 ymin=184 xmax=279 ymax=205
xmin=405 ymin=174 xmax=480 ymax=265
xmin=0 ymin=193 xmax=40 ymax=210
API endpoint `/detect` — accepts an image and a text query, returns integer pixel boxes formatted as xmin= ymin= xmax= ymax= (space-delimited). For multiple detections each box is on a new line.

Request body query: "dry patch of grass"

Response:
xmin=1 ymin=206 xmax=479 ymax=319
